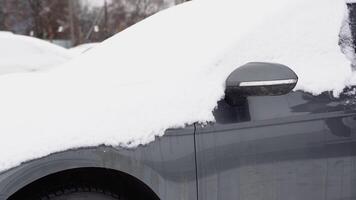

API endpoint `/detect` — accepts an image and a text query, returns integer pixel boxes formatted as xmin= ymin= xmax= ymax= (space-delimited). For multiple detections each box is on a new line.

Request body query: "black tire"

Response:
xmin=38 ymin=186 xmax=125 ymax=200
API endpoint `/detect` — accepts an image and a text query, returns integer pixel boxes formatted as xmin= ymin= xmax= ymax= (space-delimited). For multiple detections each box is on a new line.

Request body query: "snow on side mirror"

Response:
xmin=225 ymin=62 xmax=298 ymax=105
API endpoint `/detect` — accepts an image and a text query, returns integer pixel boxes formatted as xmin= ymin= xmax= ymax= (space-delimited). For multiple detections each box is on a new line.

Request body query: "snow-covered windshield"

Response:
xmin=0 ymin=0 xmax=354 ymax=172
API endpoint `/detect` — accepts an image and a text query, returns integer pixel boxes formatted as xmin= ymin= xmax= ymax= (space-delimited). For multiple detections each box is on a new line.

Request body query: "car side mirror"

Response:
xmin=225 ymin=62 xmax=298 ymax=105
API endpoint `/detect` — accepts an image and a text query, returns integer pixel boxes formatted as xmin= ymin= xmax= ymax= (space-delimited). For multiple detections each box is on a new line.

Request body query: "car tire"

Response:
xmin=38 ymin=186 xmax=125 ymax=200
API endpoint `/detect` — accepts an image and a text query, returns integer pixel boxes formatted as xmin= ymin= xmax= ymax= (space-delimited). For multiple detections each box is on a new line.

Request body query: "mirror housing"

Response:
xmin=225 ymin=62 xmax=298 ymax=105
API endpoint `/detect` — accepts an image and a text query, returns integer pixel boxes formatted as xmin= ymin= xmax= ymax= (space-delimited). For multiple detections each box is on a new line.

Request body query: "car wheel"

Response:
xmin=38 ymin=186 xmax=125 ymax=200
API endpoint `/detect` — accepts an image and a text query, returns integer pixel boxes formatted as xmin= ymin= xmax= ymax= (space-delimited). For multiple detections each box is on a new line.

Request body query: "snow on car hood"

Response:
xmin=0 ymin=0 xmax=354 ymax=171
xmin=0 ymin=32 xmax=73 ymax=75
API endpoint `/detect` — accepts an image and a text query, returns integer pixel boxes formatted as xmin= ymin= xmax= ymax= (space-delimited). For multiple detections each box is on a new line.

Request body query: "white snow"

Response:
xmin=0 ymin=32 xmax=73 ymax=75
xmin=0 ymin=0 xmax=354 ymax=171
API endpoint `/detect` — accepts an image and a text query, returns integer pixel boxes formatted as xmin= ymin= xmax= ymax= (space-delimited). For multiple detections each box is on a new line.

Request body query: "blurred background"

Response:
xmin=0 ymin=0 xmax=189 ymax=48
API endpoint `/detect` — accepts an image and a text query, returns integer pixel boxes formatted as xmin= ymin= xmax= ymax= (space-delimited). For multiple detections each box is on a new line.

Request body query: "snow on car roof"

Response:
xmin=0 ymin=32 xmax=73 ymax=75
xmin=0 ymin=0 xmax=354 ymax=171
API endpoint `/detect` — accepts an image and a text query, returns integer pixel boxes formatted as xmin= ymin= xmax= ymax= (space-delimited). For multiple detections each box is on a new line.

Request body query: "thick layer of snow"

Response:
xmin=69 ymin=43 xmax=99 ymax=56
xmin=0 ymin=0 xmax=355 ymax=171
xmin=0 ymin=32 xmax=73 ymax=75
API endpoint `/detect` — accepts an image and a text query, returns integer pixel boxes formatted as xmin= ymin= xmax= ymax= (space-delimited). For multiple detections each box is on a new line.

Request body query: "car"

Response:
xmin=0 ymin=32 xmax=73 ymax=75
xmin=0 ymin=62 xmax=354 ymax=200
xmin=0 ymin=0 xmax=355 ymax=200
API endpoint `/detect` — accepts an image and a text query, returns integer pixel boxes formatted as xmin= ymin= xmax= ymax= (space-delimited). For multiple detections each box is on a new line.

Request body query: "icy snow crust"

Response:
xmin=0 ymin=0 xmax=354 ymax=171
xmin=0 ymin=32 xmax=73 ymax=75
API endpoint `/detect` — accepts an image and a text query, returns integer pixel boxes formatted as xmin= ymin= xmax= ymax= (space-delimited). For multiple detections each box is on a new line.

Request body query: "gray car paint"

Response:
xmin=0 ymin=89 xmax=355 ymax=199
xmin=196 ymin=90 xmax=356 ymax=200
xmin=0 ymin=127 xmax=197 ymax=200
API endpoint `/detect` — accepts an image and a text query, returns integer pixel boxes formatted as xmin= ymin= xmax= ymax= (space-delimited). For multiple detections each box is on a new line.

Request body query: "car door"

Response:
xmin=195 ymin=90 xmax=356 ymax=200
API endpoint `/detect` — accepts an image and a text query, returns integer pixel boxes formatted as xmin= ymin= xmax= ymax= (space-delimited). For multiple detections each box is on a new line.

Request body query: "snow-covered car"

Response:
xmin=0 ymin=32 xmax=73 ymax=75
xmin=0 ymin=0 xmax=355 ymax=199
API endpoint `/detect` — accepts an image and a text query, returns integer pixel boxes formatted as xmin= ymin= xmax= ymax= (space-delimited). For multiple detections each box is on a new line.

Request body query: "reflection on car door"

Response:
xmin=195 ymin=91 xmax=356 ymax=200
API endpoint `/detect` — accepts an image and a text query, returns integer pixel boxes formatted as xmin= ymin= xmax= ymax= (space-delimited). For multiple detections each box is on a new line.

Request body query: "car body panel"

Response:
xmin=0 ymin=91 xmax=355 ymax=200
xmin=195 ymin=91 xmax=356 ymax=200
xmin=0 ymin=126 xmax=197 ymax=200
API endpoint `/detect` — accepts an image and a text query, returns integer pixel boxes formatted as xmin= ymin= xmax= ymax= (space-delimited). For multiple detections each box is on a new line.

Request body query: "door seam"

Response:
xmin=193 ymin=123 xmax=199 ymax=200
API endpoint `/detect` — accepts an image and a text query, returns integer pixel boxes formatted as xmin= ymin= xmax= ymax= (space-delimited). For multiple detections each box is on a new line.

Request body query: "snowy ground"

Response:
xmin=0 ymin=0 xmax=355 ymax=171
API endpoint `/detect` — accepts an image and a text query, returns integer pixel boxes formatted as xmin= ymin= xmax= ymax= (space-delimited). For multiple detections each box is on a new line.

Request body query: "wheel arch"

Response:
xmin=8 ymin=167 xmax=159 ymax=200
xmin=0 ymin=147 xmax=162 ymax=199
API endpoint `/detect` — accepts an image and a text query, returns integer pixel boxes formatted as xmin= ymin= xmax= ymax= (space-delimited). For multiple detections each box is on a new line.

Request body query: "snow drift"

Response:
xmin=0 ymin=0 xmax=354 ymax=171
xmin=0 ymin=32 xmax=73 ymax=75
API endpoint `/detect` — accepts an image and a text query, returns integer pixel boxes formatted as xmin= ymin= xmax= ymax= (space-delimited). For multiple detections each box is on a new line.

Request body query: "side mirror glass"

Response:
xmin=225 ymin=62 xmax=298 ymax=105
